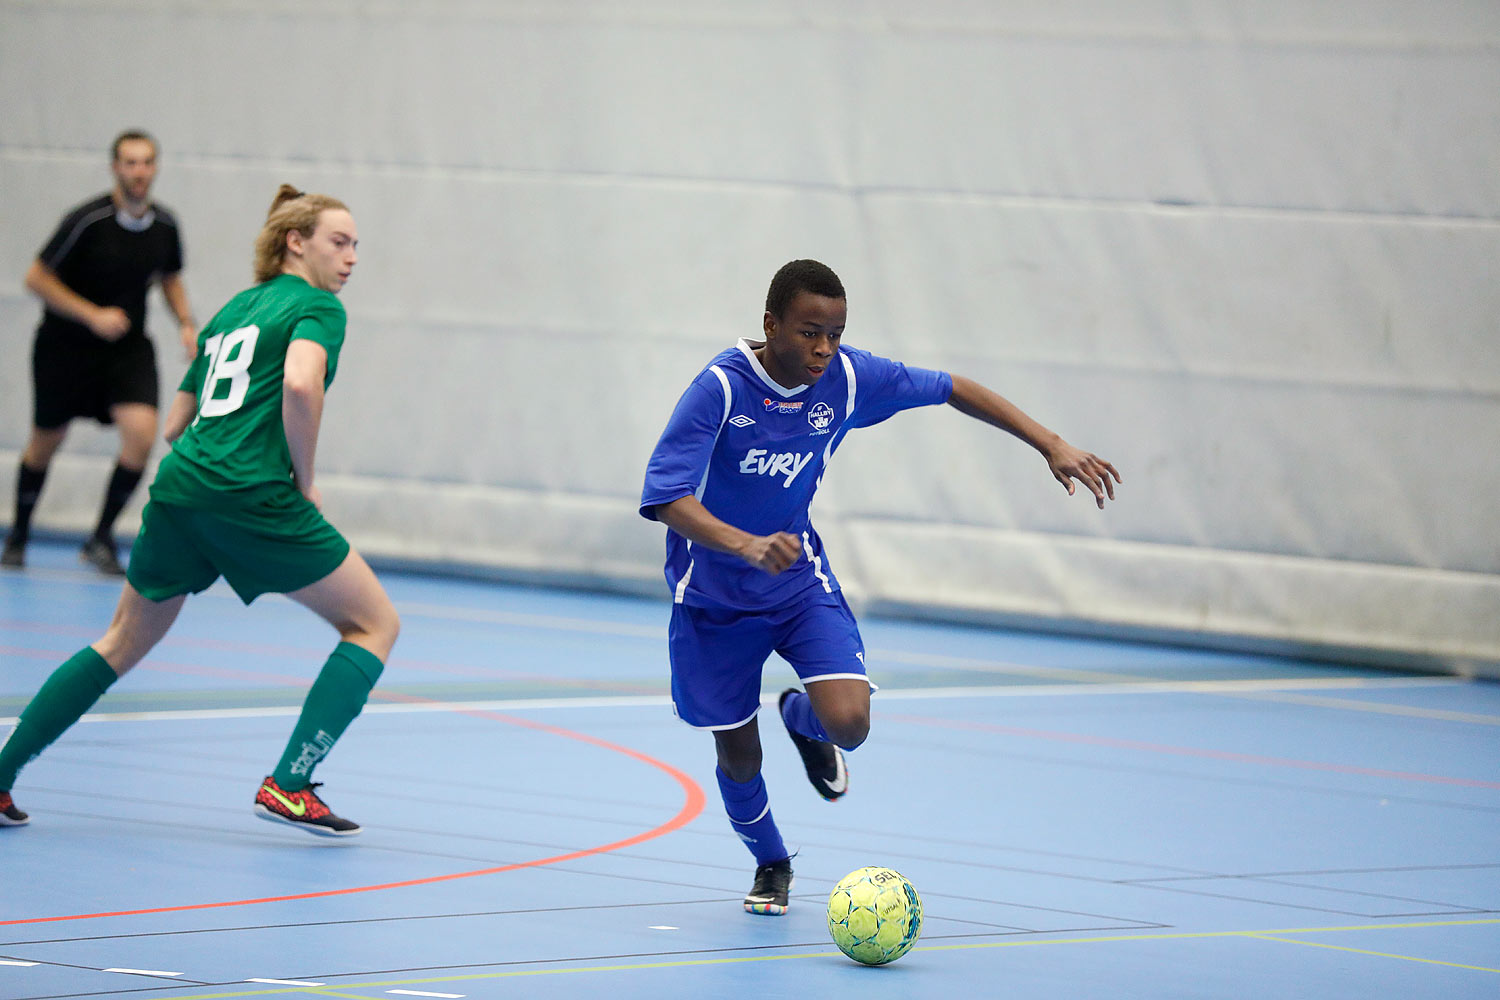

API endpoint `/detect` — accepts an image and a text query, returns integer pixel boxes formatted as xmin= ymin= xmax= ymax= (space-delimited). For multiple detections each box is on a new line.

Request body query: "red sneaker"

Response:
xmin=254 ymin=776 xmax=360 ymax=837
xmin=0 ymin=791 xmax=30 ymax=826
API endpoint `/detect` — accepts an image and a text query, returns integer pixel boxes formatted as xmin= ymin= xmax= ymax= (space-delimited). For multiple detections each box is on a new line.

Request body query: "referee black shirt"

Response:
xmin=36 ymin=193 xmax=183 ymax=346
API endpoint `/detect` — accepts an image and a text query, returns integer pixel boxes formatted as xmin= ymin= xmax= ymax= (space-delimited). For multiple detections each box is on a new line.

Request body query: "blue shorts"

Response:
xmin=668 ymin=590 xmax=871 ymax=730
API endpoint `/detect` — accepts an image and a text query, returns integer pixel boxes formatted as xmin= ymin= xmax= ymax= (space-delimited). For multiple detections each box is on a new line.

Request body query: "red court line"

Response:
xmin=884 ymin=714 xmax=1500 ymax=790
xmin=1 ymin=696 xmax=705 ymax=927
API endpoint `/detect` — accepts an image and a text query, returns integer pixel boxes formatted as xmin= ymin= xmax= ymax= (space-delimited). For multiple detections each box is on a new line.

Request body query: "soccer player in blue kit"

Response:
xmin=639 ymin=259 xmax=1121 ymax=915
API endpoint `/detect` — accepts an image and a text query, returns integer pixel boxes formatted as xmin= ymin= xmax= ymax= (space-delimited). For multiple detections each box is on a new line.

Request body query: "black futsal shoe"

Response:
xmin=79 ymin=537 xmax=125 ymax=576
xmin=744 ymin=857 xmax=795 ymax=915
xmin=0 ymin=791 xmax=30 ymax=826
xmin=778 ymin=688 xmax=849 ymax=801
xmin=1 ymin=536 xmax=23 ymax=569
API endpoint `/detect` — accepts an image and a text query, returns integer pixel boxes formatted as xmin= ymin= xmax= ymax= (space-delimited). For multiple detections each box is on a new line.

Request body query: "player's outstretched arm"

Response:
xmin=654 ymin=495 xmax=802 ymax=575
xmin=947 ymin=374 xmax=1122 ymax=509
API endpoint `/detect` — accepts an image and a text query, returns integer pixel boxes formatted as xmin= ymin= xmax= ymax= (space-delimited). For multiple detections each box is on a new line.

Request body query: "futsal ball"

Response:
xmin=826 ymin=866 xmax=923 ymax=965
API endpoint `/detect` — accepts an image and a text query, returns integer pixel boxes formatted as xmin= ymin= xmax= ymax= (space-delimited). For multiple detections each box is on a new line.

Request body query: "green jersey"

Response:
xmin=151 ymin=273 xmax=346 ymax=508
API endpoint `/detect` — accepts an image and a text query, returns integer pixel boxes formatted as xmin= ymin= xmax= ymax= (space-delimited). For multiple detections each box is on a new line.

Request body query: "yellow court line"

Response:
xmin=146 ymin=918 xmax=1500 ymax=999
xmin=1246 ymin=934 xmax=1500 ymax=973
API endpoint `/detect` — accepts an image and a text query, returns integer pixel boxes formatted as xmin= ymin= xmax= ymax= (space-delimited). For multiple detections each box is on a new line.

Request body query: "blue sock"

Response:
xmin=780 ymin=689 xmax=833 ymax=743
xmin=716 ymin=766 xmax=788 ymax=866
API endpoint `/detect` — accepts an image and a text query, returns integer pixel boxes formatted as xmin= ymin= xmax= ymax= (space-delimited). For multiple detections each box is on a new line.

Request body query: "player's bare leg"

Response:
xmin=92 ymin=583 xmax=188 ymax=676
xmin=712 ymin=716 xmax=763 ymax=783
xmin=79 ymin=403 xmax=157 ymax=576
xmin=20 ymin=425 xmax=68 ymax=469
xmin=802 ymin=677 xmax=870 ymax=749
xmin=112 ymin=403 xmax=156 ymax=471
xmin=714 ymin=718 xmax=795 ymax=914
xmin=0 ymin=584 xmax=184 ymax=823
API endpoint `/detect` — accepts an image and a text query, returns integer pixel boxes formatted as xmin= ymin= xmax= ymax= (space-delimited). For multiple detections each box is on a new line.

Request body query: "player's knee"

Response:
xmin=824 ymin=707 xmax=870 ymax=751
xmin=715 ymin=745 xmax=762 ymax=784
xmin=376 ymin=603 xmax=401 ymax=649
xmin=22 ymin=433 xmax=64 ymax=468
xmin=120 ymin=439 xmax=153 ymax=467
xmin=346 ymin=599 xmax=399 ymax=659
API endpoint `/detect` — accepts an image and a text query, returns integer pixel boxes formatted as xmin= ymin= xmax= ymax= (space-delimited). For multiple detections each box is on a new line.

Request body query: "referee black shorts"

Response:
xmin=31 ymin=331 xmax=160 ymax=429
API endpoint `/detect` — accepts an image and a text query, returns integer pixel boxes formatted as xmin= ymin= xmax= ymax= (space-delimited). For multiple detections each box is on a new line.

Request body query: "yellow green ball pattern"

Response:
xmin=826 ymin=866 xmax=923 ymax=965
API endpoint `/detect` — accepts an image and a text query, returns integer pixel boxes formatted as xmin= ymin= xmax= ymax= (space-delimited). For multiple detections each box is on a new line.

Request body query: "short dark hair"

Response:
xmin=765 ymin=259 xmax=845 ymax=320
xmin=111 ymin=130 xmax=157 ymax=161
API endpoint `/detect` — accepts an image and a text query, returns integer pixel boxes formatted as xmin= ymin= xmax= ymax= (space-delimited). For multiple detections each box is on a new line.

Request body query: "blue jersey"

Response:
xmin=640 ymin=339 xmax=953 ymax=610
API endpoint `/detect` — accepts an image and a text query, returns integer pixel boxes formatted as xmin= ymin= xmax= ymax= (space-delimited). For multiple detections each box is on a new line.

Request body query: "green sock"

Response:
xmin=0 ymin=647 xmax=118 ymax=790
xmin=272 ymin=641 xmax=384 ymax=790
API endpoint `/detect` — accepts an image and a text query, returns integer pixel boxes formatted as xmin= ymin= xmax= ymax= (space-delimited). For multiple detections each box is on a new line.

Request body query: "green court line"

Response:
xmin=1246 ymin=933 xmax=1500 ymax=973
xmin=138 ymin=918 xmax=1500 ymax=999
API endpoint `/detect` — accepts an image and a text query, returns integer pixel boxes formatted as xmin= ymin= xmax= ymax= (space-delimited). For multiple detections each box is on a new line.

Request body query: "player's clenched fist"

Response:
xmin=739 ymin=531 xmax=802 ymax=575
xmin=89 ymin=305 xmax=132 ymax=340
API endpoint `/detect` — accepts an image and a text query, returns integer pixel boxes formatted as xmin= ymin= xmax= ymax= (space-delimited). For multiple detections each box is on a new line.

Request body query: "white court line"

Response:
xmin=1221 ymin=688 xmax=1500 ymax=724
xmin=387 ymin=991 xmax=465 ymax=998
xmin=398 ymin=601 xmax=661 ymax=639
xmin=246 ymin=978 xmax=325 ymax=986
xmin=0 ymin=960 xmax=39 ymax=966
xmin=104 ymin=967 xmax=182 ymax=976
xmin=396 ymin=602 xmax=1143 ymax=683
xmin=2 ymin=676 xmax=1478 ymax=727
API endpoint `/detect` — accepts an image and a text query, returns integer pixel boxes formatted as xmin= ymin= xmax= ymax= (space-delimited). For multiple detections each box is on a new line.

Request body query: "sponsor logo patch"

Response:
xmin=739 ymin=448 xmax=814 ymax=488
xmin=729 ymin=414 xmax=756 ymax=427
xmin=764 ymin=397 xmax=804 ymax=414
xmin=808 ymin=401 xmax=835 ymax=432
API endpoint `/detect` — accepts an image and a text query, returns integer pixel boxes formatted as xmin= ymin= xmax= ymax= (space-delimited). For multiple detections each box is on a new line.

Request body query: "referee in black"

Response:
xmin=2 ymin=130 xmax=196 ymax=575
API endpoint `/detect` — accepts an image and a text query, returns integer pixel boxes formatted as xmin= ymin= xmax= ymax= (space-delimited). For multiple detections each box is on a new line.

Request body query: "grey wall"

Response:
xmin=3 ymin=1 xmax=1497 ymax=672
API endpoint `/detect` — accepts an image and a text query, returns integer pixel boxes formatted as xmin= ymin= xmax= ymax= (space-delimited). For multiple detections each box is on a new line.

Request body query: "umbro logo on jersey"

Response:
xmin=739 ymin=448 xmax=814 ymax=488
xmin=729 ymin=414 xmax=756 ymax=427
xmin=764 ymin=398 xmax=804 ymax=414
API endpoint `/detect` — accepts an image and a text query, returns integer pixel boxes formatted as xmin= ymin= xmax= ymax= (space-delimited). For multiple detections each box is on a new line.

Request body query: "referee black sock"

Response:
xmin=92 ymin=463 xmax=143 ymax=543
xmin=8 ymin=462 xmax=48 ymax=544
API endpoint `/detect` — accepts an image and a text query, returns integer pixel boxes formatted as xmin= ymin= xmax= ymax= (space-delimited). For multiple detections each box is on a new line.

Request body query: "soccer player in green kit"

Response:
xmin=0 ymin=185 xmax=399 ymax=837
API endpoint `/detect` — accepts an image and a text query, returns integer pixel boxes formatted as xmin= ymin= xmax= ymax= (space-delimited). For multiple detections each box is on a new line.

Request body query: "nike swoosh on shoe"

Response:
xmin=820 ymin=754 xmax=848 ymax=796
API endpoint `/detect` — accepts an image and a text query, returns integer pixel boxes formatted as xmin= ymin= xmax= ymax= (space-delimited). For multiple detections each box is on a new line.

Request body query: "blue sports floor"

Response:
xmin=2 ymin=540 xmax=1497 ymax=999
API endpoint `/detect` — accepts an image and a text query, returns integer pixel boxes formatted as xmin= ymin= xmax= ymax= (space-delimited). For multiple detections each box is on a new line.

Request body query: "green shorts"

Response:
xmin=126 ymin=493 xmax=351 ymax=605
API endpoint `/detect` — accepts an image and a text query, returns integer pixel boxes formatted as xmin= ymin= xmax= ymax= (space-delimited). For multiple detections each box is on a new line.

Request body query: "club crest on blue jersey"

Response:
xmin=808 ymin=401 xmax=835 ymax=433
xmin=764 ymin=397 xmax=804 ymax=414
